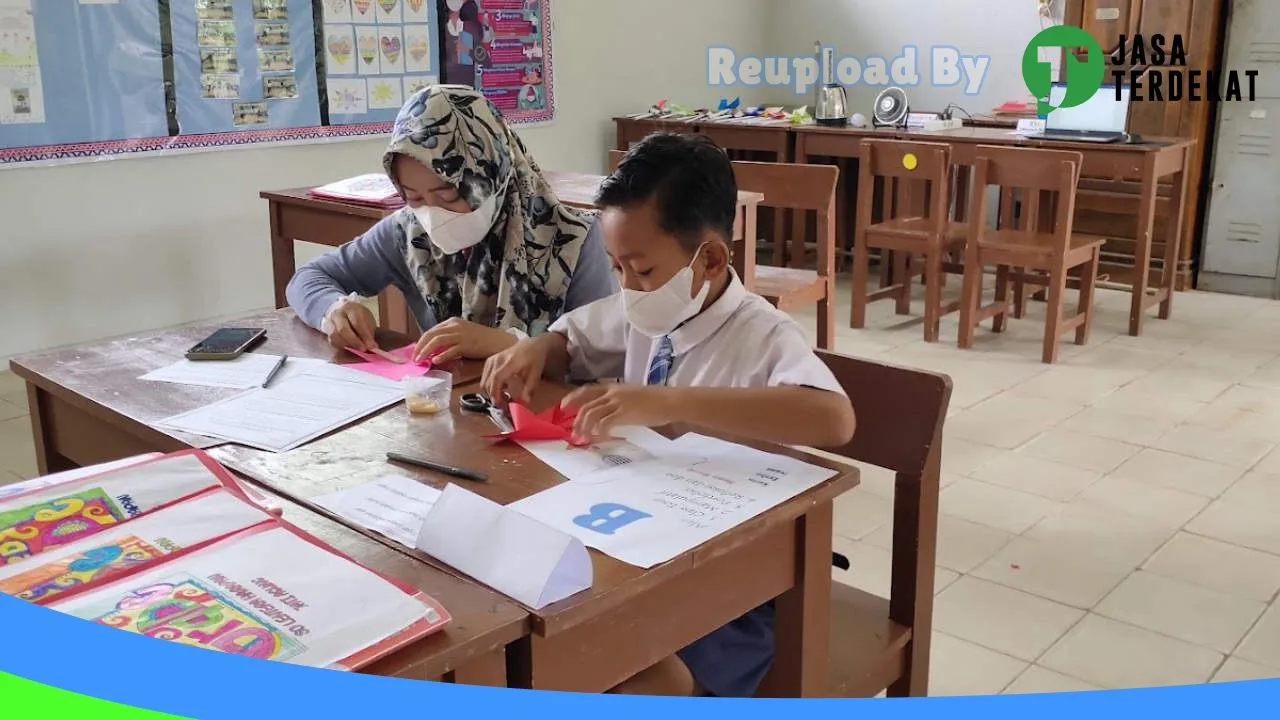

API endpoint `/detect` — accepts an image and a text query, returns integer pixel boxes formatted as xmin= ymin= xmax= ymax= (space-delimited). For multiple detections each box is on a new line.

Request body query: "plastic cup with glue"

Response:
xmin=404 ymin=370 xmax=452 ymax=415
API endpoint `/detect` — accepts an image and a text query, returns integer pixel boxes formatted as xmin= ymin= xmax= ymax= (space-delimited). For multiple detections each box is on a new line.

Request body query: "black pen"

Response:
xmin=386 ymin=451 xmax=489 ymax=483
xmin=261 ymin=355 xmax=288 ymax=388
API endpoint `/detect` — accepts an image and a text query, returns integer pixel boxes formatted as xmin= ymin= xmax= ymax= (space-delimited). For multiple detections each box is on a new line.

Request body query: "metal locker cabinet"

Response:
xmin=1199 ymin=1 xmax=1280 ymax=297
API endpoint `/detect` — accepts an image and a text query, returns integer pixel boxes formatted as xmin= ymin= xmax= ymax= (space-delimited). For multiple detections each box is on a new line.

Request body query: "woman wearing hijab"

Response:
xmin=286 ymin=84 xmax=616 ymax=363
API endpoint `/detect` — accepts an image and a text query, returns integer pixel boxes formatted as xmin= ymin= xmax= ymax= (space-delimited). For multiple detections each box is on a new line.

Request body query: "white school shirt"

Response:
xmin=548 ymin=272 xmax=846 ymax=396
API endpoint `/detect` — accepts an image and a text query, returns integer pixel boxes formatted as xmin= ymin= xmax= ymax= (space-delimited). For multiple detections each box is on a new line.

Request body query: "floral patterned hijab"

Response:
xmin=384 ymin=84 xmax=591 ymax=334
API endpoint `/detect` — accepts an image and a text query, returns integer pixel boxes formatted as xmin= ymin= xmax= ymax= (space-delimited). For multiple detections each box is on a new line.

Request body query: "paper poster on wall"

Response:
xmin=441 ymin=0 xmax=554 ymax=125
xmin=0 ymin=0 xmax=168 ymax=162
xmin=324 ymin=0 xmax=439 ymax=125
xmin=172 ymin=0 xmax=319 ymax=136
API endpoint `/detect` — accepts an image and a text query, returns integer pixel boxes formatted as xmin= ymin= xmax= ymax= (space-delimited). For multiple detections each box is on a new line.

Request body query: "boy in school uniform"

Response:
xmin=481 ymin=132 xmax=857 ymax=697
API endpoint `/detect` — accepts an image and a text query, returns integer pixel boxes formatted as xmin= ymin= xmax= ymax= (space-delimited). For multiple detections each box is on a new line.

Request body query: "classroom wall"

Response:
xmin=0 ymin=0 xmax=768 ymax=361
xmin=762 ymin=0 xmax=1062 ymax=116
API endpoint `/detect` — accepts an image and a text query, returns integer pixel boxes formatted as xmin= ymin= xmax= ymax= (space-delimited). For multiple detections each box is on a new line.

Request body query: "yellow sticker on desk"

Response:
xmin=902 ymin=153 xmax=918 ymax=170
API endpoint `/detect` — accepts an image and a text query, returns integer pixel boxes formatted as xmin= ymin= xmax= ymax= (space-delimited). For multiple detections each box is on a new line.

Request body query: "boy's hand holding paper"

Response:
xmin=413 ymin=317 xmax=519 ymax=364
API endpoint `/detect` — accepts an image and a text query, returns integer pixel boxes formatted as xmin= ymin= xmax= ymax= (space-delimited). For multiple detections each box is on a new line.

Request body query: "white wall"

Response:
xmin=0 ymin=0 xmax=767 ymax=360
xmin=763 ymin=0 xmax=1060 ymax=116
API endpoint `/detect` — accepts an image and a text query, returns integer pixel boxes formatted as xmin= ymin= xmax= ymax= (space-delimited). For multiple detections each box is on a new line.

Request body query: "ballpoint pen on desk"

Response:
xmin=261 ymin=355 xmax=288 ymax=388
xmin=386 ymin=451 xmax=489 ymax=482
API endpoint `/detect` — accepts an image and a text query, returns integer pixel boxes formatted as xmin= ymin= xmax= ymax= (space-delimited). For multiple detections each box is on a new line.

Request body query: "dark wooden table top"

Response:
xmin=253 ymin=484 xmax=528 ymax=679
xmin=792 ymin=122 xmax=1194 ymax=152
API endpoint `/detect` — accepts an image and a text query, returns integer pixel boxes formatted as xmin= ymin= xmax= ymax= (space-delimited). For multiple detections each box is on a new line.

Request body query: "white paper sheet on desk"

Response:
xmin=517 ymin=426 xmax=676 ymax=481
xmin=155 ymin=370 xmax=403 ymax=453
xmin=314 ymin=475 xmax=442 ymax=549
xmin=0 ymin=453 xmax=162 ymax=501
xmin=140 ymin=353 xmax=287 ymax=389
xmin=415 ymin=484 xmax=592 ymax=609
xmin=507 ymin=434 xmax=838 ymax=568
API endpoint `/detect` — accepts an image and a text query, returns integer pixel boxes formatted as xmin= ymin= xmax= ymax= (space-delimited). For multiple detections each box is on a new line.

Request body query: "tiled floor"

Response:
xmin=4 ymin=280 xmax=1280 ymax=695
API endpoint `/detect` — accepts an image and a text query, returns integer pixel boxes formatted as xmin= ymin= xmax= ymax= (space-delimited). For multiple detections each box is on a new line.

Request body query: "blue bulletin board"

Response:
xmin=0 ymin=0 xmax=170 ymax=161
xmin=0 ymin=0 xmax=552 ymax=167
xmin=170 ymin=0 xmax=321 ymax=135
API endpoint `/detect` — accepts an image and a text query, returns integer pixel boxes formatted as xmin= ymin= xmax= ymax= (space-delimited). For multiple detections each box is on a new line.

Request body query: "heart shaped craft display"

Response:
xmin=381 ymin=36 xmax=401 ymax=64
xmin=378 ymin=0 xmax=398 ymax=12
xmin=409 ymin=35 xmax=429 ymax=61
xmin=328 ymin=35 xmax=353 ymax=64
xmin=358 ymin=34 xmax=377 ymax=64
xmin=326 ymin=0 xmax=349 ymax=14
xmin=406 ymin=0 xmax=424 ymax=11
xmin=488 ymin=403 xmax=587 ymax=446
xmin=354 ymin=0 xmax=373 ymax=15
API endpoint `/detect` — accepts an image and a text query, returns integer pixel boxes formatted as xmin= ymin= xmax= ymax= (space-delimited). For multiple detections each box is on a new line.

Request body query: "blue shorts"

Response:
xmin=676 ymin=602 xmax=775 ymax=698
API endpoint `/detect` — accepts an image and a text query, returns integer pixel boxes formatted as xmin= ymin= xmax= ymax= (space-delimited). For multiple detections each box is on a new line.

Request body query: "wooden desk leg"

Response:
xmin=447 ymin=647 xmax=508 ymax=687
xmin=25 ymin=384 xmax=75 ymax=475
xmin=1129 ymin=157 xmax=1160 ymax=337
xmin=757 ymin=504 xmax=834 ymax=698
xmin=268 ymin=202 xmax=295 ymax=309
xmin=740 ymin=203 xmax=758 ymax=293
xmin=1160 ymin=166 xmax=1188 ymax=320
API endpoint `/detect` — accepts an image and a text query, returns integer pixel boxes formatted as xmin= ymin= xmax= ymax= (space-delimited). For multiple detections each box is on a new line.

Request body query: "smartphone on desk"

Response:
xmin=185 ymin=327 xmax=267 ymax=361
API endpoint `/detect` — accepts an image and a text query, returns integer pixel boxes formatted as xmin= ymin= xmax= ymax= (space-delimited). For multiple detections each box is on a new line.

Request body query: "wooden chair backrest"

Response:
xmin=857 ymin=139 xmax=953 ymax=234
xmin=731 ymin=160 xmax=838 ymax=280
xmin=816 ymin=350 xmax=951 ymax=692
xmin=969 ymin=145 xmax=1082 ymax=253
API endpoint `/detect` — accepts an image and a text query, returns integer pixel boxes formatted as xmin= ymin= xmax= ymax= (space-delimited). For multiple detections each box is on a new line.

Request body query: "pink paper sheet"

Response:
xmin=344 ymin=345 xmax=432 ymax=381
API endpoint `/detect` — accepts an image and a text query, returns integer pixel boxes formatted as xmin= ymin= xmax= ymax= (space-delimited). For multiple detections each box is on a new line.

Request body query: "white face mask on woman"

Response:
xmin=622 ymin=244 xmax=712 ymax=338
xmin=411 ymin=188 xmax=502 ymax=255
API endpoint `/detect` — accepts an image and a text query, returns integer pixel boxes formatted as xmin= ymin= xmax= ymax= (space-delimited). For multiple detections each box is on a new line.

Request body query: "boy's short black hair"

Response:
xmin=594 ymin=132 xmax=737 ymax=251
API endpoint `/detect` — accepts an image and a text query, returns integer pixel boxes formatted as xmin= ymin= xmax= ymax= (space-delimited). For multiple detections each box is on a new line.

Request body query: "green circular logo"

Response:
xmin=1022 ymin=26 xmax=1106 ymax=115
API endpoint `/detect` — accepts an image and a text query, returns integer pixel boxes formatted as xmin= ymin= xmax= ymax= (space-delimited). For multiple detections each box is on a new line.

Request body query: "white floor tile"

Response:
xmin=1017 ymin=429 xmax=1141 ymax=474
xmin=940 ymin=478 xmax=1062 ymax=535
xmin=1219 ymin=471 xmax=1280 ymax=516
xmin=865 ymin=514 xmax=1012 ymax=574
xmin=1212 ymin=657 xmax=1280 ymax=683
xmin=1003 ymin=666 xmax=1101 ymax=694
xmin=1095 ymin=571 xmax=1266 ymax=653
xmin=1109 ymin=448 xmax=1243 ymax=499
xmin=1187 ymin=500 xmax=1280 ymax=557
xmin=928 ymin=632 xmax=1029 ymax=697
xmin=1236 ymin=603 xmax=1280 ymax=669
xmin=1144 ymin=532 xmax=1280 ymax=603
xmin=832 ymin=489 xmax=893 ymax=541
xmin=934 ymin=577 xmax=1084 ymax=662
xmin=1026 ymin=501 xmax=1178 ymax=568
xmin=971 ymin=536 xmax=1133 ymax=609
xmin=1075 ymin=476 xmax=1211 ymax=527
xmin=831 ymin=536 xmax=959 ymax=600
xmin=969 ymin=452 xmax=1101 ymax=502
xmin=1040 ymin=614 xmax=1223 ymax=689
xmin=0 ymin=417 xmax=37 ymax=479
xmin=1152 ymin=424 xmax=1277 ymax=469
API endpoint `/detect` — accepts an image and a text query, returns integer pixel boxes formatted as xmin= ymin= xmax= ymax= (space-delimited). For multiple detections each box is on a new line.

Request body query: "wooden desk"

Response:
xmin=11 ymin=307 xmax=859 ymax=696
xmin=263 ymin=487 xmax=528 ymax=684
xmin=539 ymin=170 xmax=764 ymax=291
xmin=794 ymin=125 xmax=1195 ymax=337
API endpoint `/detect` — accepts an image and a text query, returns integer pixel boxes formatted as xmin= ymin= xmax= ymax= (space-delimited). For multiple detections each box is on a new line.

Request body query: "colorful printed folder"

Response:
xmin=0 ymin=451 xmax=450 ymax=670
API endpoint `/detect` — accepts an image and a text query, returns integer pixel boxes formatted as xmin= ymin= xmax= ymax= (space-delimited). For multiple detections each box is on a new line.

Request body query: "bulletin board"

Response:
xmin=0 ymin=0 xmax=556 ymax=167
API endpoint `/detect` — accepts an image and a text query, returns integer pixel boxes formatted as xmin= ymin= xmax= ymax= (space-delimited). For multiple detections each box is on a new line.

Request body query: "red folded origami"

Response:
xmin=489 ymin=402 xmax=587 ymax=446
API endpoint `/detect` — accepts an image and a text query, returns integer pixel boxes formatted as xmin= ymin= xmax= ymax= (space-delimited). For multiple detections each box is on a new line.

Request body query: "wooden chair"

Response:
xmin=610 ymin=150 xmax=840 ymax=350
xmin=764 ymin=351 xmax=950 ymax=697
xmin=850 ymin=140 xmax=968 ymax=343
xmin=958 ymin=145 xmax=1103 ymax=364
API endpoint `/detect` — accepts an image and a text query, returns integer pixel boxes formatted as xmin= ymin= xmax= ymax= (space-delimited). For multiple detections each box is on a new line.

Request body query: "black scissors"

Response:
xmin=459 ymin=393 xmax=514 ymax=433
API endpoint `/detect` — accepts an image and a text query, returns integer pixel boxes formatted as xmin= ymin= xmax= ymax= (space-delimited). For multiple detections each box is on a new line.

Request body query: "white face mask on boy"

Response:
xmin=622 ymin=244 xmax=712 ymax=338
xmin=411 ymin=186 xmax=503 ymax=255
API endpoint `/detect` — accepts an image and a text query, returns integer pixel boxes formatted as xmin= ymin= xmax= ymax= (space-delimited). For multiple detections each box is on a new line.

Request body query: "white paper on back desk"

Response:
xmin=507 ymin=433 xmax=839 ymax=568
xmin=415 ymin=484 xmax=592 ymax=609
xmin=155 ymin=363 xmax=403 ymax=453
xmin=314 ymin=474 xmax=442 ymax=549
xmin=139 ymin=353 xmax=288 ymax=389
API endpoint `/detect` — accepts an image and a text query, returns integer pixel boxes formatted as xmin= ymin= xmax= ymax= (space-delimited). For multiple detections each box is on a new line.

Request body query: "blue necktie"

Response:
xmin=646 ymin=335 xmax=674 ymax=386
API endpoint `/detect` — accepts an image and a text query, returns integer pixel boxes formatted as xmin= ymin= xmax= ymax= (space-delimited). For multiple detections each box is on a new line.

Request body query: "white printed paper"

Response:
xmin=0 ymin=489 xmax=273 ymax=601
xmin=156 ymin=370 xmax=403 ymax=453
xmin=508 ymin=434 xmax=839 ymax=568
xmin=367 ymin=76 xmax=403 ymax=110
xmin=328 ymin=77 xmax=367 ymax=113
xmin=416 ymin=484 xmax=591 ymax=609
xmin=51 ymin=525 xmax=435 ymax=669
xmin=517 ymin=426 xmax=676 ymax=481
xmin=403 ymin=24 xmax=431 ymax=73
xmin=140 ymin=353 xmax=287 ymax=389
xmin=314 ymin=474 xmax=441 ymax=548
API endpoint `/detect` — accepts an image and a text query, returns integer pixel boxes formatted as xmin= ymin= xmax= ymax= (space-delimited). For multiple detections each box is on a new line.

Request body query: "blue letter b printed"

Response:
xmin=572 ymin=503 xmax=651 ymax=535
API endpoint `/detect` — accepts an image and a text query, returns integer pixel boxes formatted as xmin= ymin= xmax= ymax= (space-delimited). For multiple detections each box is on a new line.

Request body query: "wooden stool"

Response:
xmin=850 ymin=140 xmax=967 ymax=343
xmin=958 ymin=145 xmax=1103 ymax=364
